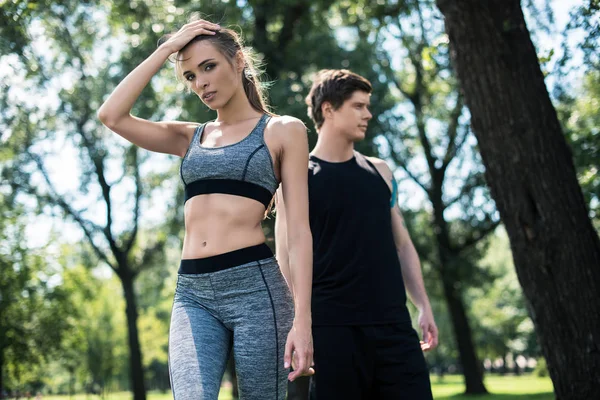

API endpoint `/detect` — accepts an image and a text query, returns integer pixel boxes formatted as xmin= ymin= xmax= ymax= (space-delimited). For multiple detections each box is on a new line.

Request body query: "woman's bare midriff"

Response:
xmin=181 ymin=193 xmax=270 ymax=260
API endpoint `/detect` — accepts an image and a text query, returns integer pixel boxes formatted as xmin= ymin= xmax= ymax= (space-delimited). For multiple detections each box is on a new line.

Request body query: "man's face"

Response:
xmin=325 ymin=90 xmax=372 ymax=142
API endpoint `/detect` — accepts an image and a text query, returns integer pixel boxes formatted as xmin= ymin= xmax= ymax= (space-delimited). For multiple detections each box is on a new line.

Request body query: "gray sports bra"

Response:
xmin=180 ymin=114 xmax=278 ymax=208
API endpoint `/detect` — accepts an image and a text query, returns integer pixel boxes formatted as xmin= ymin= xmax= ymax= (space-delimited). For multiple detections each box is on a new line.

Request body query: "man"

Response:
xmin=276 ymin=69 xmax=438 ymax=399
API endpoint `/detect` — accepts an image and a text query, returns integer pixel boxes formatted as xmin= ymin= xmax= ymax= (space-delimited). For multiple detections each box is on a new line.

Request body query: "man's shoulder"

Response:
xmin=362 ymin=154 xmax=393 ymax=181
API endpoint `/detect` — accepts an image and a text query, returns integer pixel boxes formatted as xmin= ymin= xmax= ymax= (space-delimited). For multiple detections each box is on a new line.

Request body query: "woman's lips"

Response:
xmin=203 ymin=91 xmax=216 ymax=102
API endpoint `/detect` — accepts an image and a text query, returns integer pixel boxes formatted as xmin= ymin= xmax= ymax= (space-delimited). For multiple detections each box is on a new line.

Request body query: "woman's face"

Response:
xmin=179 ymin=40 xmax=243 ymax=110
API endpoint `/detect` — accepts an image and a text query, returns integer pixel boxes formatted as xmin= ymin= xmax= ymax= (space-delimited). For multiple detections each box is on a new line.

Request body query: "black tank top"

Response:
xmin=308 ymin=151 xmax=411 ymax=326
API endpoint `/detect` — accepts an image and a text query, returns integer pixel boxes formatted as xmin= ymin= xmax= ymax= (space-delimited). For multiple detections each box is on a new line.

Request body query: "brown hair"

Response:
xmin=160 ymin=22 xmax=271 ymax=115
xmin=305 ymin=69 xmax=372 ymax=130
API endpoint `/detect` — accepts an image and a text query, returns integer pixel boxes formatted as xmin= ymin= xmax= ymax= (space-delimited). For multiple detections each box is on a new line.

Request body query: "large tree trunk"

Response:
xmin=121 ymin=273 xmax=146 ymax=400
xmin=436 ymin=1 xmax=600 ymax=397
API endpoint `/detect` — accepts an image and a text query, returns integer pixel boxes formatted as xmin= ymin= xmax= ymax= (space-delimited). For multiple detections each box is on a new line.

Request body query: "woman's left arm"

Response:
xmin=275 ymin=117 xmax=314 ymax=381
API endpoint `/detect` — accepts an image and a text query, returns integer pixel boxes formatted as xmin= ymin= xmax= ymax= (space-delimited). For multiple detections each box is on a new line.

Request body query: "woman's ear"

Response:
xmin=236 ymin=51 xmax=245 ymax=74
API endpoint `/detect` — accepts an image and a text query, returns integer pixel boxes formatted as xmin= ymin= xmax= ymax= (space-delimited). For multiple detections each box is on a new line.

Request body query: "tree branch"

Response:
xmin=133 ymin=237 xmax=166 ymax=277
xmin=26 ymin=152 xmax=116 ymax=270
xmin=446 ymin=171 xmax=485 ymax=206
xmin=453 ymin=219 xmax=502 ymax=252
xmin=125 ymin=147 xmax=141 ymax=254
xmin=441 ymin=93 xmax=465 ymax=172
xmin=384 ymin=135 xmax=431 ymax=194
xmin=395 ymin=17 xmax=438 ymax=178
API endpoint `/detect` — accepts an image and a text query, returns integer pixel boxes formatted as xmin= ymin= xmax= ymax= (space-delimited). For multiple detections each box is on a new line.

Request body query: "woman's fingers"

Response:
xmin=287 ymin=348 xmax=314 ymax=381
xmin=189 ymin=19 xmax=220 ymax=28
xmin=162 ymin=21 xmax=221 ymax=53
xmin=193 ymin=27 xmax=217 ymax=36
xmin=284 ymin=337 xmax=294 ymax=369
xmin=185 ymin=20 xmax=220 ymax=34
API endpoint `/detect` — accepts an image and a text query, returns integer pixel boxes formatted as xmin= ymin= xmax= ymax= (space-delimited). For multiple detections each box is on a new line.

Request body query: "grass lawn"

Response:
xmin=37 ymin=374 xmax=553 ymax=400
xmin=431 ymin=374 xmax=554 ymax=399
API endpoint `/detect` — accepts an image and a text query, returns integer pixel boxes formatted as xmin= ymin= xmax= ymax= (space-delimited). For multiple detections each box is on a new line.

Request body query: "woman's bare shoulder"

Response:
xmin=266 ymin=115 xmax=308 ymax=145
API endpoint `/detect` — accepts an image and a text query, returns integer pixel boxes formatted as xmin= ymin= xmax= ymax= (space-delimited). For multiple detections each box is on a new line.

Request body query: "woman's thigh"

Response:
xmin=169 ymin=296 xmax=232 ymax=400
xmin=229 ymin=261 xmax=294 ymax=400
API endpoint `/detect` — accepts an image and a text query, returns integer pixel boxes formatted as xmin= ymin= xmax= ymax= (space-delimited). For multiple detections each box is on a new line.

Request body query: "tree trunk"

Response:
xmin=121 ymin=273 xmax=146 ymax=400
xmin=432 ymin=194 xmax=488 ymax=394
xmin=440 ymin=266 xmax=488 ymax=394
xmin=436 ymin=1 xmax=600 ymax=397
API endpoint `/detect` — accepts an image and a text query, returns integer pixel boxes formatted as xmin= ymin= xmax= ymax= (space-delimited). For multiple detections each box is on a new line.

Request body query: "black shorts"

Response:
xmin=308 ymin=323 xmax=433 ymax=400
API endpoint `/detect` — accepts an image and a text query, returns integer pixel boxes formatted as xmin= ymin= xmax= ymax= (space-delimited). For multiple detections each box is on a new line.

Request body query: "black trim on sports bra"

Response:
xmin=184 ymin=179 xmax=274 ymax=208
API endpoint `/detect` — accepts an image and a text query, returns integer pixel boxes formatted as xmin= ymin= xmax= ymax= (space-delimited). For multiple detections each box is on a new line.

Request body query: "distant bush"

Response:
xmin=534 ymin=358 xmax=549 ymax=377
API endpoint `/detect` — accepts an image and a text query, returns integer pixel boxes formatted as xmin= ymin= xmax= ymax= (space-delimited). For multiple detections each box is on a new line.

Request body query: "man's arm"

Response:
xmin=390 ymin=202 xmax=438 ymax=350
xmin=368 ymin=157 xmax=439 ymax=351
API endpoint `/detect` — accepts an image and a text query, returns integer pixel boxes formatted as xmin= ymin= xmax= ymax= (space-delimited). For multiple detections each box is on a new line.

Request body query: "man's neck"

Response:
xmin=311 ymin=127 xmax=355 ymax=162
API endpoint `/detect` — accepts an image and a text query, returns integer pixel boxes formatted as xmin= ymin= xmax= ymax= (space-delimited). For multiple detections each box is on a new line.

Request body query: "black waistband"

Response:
xmin=179 ymin=243 xmax=274 ymax=274
xmin=184 ymin=179 xmax=274 ymax=208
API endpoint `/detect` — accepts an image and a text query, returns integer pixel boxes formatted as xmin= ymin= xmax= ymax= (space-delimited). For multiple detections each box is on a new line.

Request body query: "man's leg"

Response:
xmin=371 ymin=323 xmax=433 ymax=399
xmin=309 ymin=326 xmax=374 ymax=400
xmin=287 ymin=377 xmax=310 ymax=400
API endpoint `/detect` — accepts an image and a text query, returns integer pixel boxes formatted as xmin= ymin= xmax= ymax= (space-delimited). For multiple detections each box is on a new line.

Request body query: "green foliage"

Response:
xmin=533 ymin=358 xmax=549 ymax=378
xmin=468 ymin=230 xmax=539 ymax=364
xmin=566 ymin=1 xmax=600 ymax=70
xmin=0 ymin=202 xmax=82 ymax=393
xmin=555 ymin=71 xmax=600 ymax=230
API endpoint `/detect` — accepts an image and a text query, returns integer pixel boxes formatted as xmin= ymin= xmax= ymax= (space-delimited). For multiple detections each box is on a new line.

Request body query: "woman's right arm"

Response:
xmin=275 ymin=187 xmax=294 ymax=293
xmin=97 ymin=20 xmax=220 ymax=157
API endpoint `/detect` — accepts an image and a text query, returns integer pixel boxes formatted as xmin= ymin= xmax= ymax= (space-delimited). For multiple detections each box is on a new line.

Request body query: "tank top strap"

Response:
xmin=252 ymin=113 xmax=271 ymax=139
xmin=354 ymin=151 xmax=392 ymax=198
xmin=193 ymin=123 xmax=206 ymax=145
xmin=354 ymin=150 xmax=370 ymax=167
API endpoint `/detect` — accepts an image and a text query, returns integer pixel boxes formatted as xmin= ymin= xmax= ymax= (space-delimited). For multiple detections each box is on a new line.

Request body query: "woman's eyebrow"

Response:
xmin=182 ymin=58 xmax=216 ymax=75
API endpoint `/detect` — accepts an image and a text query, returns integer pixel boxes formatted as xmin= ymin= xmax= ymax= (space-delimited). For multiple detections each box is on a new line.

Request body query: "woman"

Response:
xmin=98 ymin=19 xmax=313 ymax=400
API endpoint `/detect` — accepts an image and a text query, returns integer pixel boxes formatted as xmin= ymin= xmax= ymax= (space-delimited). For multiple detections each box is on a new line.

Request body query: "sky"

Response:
xmin=2 ymin=0 xmax=589 ymax=253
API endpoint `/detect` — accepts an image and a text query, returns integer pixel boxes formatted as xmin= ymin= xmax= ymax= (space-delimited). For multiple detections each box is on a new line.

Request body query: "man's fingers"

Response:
xmin=430 ymin=328 xmax=439 ymax=349
xmin=421 ymin=325 xmax=430 ymax=343
xmin=420 ymin=340 xmax=431 ymax=352
xmin=427 ymin=323 xmax=438 ymax=349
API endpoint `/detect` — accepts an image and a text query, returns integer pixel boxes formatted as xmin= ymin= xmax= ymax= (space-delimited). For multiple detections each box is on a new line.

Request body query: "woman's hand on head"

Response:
xmin=161 ymin=20 xmax=221 ymax=54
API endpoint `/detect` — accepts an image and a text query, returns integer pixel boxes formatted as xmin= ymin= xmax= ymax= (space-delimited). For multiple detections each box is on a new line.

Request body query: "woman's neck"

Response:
xmin=215 ymin=87 xmax=262 ymax=124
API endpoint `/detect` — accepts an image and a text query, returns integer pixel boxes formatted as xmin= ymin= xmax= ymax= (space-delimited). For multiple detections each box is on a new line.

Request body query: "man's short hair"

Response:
xmin=305 ymin=69 xmax=373 ymax=130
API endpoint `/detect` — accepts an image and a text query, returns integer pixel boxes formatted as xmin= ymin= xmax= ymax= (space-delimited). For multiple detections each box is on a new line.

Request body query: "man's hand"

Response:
xmin=418 ymin=308 xmax=439 ymax=352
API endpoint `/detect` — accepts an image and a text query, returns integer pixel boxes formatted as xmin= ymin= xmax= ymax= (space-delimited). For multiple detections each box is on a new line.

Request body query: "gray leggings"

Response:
xmin=169 ymin=251 xmax=294 ymax=400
